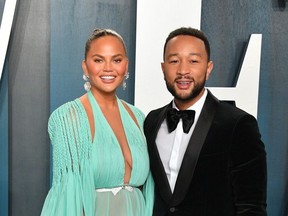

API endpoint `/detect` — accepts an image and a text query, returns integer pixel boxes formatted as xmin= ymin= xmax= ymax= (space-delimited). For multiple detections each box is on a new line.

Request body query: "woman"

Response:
xmin=41 ymin=29 xmax=154 ymax=216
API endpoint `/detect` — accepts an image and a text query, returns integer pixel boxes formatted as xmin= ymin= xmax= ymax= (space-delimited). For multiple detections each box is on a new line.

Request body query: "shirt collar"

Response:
xmin=172 ymin=88 xmax=207 ymax=114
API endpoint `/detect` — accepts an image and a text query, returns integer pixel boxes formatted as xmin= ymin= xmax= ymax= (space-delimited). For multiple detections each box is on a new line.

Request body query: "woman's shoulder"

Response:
xmin=120 ymin=100 xmax=145 ymax=118
xmin=49 ymin=99 xmax=83 ymax=120
xmin=48 ymin=98 xmax=85 ymax=137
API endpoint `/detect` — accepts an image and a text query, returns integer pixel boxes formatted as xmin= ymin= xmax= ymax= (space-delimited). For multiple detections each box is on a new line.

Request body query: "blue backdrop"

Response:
xmin=201 ymin=1 xmax=288 ymax=214
xmin=0 ymin=0 xmax=287 ymax=215
xmin=0 ymin=2 xmax=8 ymax=216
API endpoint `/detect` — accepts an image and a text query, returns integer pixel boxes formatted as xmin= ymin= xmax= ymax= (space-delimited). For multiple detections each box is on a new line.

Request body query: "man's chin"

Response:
xmin=174 ymin=93 xmax=194 ymax=102
xmin=174 ymin=89 xmax=203 ymax=102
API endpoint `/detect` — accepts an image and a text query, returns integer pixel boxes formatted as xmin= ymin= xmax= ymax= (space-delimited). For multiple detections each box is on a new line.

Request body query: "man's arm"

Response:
xmin=230 ymin=114 xmax=267 ymax=215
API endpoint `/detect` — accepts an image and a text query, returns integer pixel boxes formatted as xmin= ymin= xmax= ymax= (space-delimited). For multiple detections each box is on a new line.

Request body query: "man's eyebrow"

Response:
xmin=166 ymin=52 xmax=202 ymax=58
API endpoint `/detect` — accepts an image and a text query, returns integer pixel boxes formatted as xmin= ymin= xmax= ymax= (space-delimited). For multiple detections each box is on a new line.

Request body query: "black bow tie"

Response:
xmin=166 ymin=108 xmax=195 ymax=133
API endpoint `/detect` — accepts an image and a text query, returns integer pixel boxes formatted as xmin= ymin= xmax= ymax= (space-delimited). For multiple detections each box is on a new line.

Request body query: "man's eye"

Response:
xmin=169 ymin=60 xmax=178 ymax=64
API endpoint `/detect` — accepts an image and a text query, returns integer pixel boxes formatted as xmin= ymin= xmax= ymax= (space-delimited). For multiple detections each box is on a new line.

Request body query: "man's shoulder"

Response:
xmin=219 ymin=100 xmax=248 ymax=114
xmin=214 ymin=100 xmax=257 ymax=126
xmin=207 ymin=90 xmax=249 ymax=117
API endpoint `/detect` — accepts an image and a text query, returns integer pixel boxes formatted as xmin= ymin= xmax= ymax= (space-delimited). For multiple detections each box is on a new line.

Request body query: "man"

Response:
xmin=144 ymin=27 xmax=267 ymax=215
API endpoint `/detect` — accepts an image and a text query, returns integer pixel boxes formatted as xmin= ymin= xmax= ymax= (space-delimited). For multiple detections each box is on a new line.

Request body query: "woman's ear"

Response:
xmin=125 ymin=58 xmax=129 ymax=73
xmin=82 ymin=60 xmax=88 ymax=76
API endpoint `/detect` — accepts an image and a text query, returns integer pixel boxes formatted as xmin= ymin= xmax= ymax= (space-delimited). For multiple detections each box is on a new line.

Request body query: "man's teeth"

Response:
xmin=179 ymin=81 xmax=189 ymax=84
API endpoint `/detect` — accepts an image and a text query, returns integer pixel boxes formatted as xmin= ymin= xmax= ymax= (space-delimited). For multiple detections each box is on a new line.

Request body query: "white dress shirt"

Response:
xmin=156 ymin=89 xmax=208 ymax=192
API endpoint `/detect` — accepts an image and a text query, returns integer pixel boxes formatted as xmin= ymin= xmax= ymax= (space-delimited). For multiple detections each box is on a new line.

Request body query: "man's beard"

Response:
xmin=165 ymin=76 xmax=206 ymax=102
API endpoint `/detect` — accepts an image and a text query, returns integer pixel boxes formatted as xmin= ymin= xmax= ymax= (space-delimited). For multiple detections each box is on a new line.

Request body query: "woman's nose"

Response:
xmin=103 ymin=61 xmax=112 ymax=71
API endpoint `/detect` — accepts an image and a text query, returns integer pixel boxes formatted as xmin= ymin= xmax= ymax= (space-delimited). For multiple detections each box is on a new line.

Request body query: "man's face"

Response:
xmin=162 ymin=35 xmax=213 ymax=106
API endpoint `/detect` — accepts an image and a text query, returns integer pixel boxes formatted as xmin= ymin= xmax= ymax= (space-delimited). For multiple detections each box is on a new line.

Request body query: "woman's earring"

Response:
xmin=122 ymin=72 xmax=129 ymax=90
xmin=83 ymin=74 xmax=91 ymax=91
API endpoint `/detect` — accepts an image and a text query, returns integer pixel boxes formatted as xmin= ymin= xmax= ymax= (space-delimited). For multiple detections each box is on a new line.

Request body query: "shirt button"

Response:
xmin=170 ymin=207 xmax=176 ymax=212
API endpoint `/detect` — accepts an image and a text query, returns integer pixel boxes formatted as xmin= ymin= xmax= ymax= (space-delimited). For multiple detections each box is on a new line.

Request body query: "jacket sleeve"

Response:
xmin=40 ymin=101 xmax=95 ymax=216
xmin=230 ymin=114 xmax=267 ymax=215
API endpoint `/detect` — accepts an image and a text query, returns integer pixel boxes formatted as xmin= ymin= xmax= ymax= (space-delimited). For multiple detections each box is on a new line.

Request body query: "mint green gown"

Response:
xmin=41 ymin=91 xmax=154 ymax=216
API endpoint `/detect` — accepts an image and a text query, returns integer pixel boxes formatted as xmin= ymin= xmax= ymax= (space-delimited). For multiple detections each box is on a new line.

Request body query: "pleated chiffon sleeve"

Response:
xmin=41 ymin=100 xmax=95 ymax=216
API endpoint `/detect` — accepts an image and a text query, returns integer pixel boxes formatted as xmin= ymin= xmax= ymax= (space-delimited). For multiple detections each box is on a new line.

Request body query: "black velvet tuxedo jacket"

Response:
xmin=144 ymin=90 xmax=267 ymax=216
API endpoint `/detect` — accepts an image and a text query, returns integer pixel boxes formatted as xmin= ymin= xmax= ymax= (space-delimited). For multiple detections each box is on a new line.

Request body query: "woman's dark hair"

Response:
xmin=84 ymin=28 xmax=127 ymax=59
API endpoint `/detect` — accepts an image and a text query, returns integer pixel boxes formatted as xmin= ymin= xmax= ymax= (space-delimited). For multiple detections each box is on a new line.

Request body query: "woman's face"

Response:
xmin=82 ymin=35 xmax=128 ymax=94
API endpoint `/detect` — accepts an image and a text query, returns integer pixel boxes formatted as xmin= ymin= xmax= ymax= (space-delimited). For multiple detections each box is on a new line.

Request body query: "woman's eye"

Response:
xmin=94 ymin=59 xmax=102 ymax=63
xmin=114 ymin=59 xmax=122 ymax=63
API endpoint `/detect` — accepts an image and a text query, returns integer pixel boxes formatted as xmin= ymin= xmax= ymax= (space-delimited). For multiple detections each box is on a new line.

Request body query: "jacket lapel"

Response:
xmin=170 ymin=91 xmax=219 ymax=206
xmin=146 ymin=103 xmax=173 ymax=203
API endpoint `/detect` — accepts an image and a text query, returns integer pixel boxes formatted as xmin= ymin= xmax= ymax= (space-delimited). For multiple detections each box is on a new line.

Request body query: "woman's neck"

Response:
xmin=90 ymin=89 xmax=118 ymax=109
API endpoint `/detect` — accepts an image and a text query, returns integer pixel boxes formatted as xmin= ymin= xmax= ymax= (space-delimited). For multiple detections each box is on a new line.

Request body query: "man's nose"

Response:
xmin=177 ymin=62 xmax=190 ymax=75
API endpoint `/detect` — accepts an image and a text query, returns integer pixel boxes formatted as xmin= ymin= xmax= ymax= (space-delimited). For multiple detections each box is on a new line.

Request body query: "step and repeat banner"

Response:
xmin=0 ymin=0 xmax=287 ymax=215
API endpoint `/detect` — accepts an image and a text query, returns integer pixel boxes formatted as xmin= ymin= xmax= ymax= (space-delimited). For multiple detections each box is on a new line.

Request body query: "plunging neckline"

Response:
xmin=86 ymin=92 xmax=124 ymax=143
xmin=86 ymin=91 xmax=133 ymax=184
